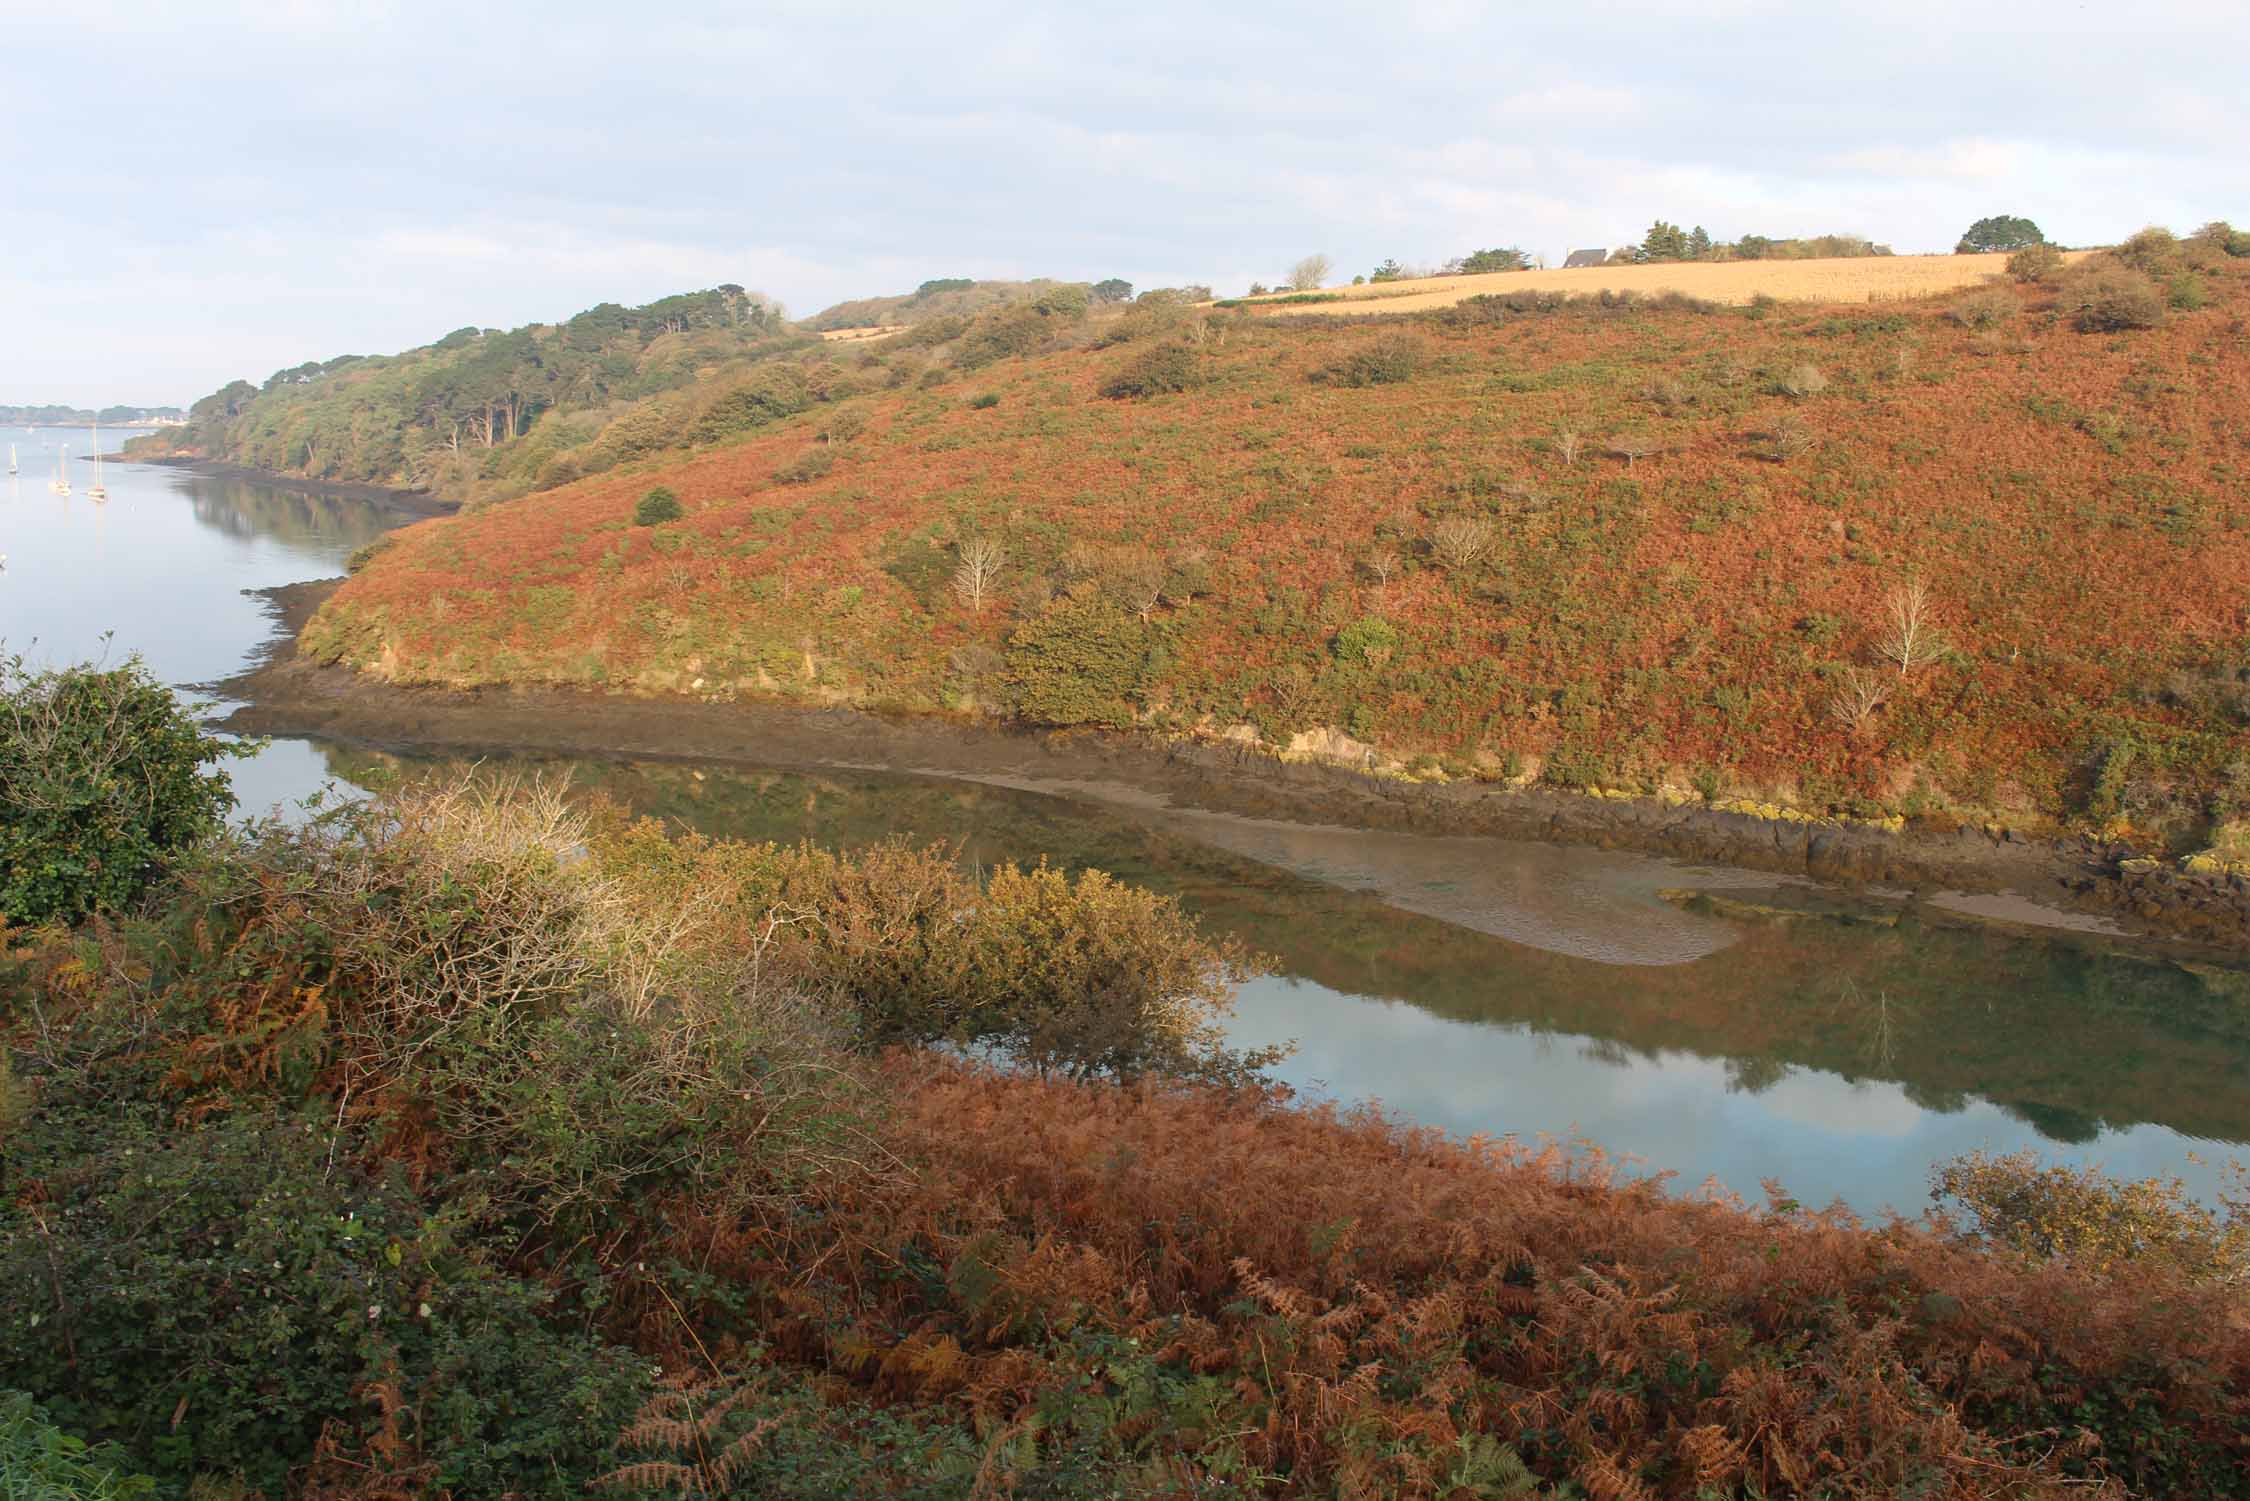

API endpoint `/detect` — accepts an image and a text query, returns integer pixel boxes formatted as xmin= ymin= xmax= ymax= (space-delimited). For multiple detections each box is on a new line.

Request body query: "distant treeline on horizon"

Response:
xmin=1 ymin=403 xmax=185 ymax=426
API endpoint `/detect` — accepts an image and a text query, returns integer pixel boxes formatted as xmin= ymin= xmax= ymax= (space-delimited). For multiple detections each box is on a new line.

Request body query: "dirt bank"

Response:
xmin=132 ymin=456 xmax=456 ymax=516
xmin=225 ymin=582 xmax=2250 ymax=952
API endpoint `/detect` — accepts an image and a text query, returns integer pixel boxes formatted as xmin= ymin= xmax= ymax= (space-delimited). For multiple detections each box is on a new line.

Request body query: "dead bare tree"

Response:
xmin=1553 ymin=426 xmax=1584 ymax=467
xmin=1827 ymin=665 xmax=1890 ymax=731
xmin=1608 ymin=431 xmax=1664 ymax=472
xmin=1430 ymin=517 xmax=1494 ymax=571
xmin=1359 ymin=548 xmax=1400 ymax=594
xmin=953 ymin=537 xmax=1005 ymax=614
xmin=1878 ymin=578 xmax=1947 ymax=680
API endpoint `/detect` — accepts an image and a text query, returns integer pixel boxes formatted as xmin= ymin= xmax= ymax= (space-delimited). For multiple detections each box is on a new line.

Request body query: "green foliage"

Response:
xmin=0 ymin=1109 xmax=646 ymax=1497
xmin=2007 ymin=242 xmax=2066 ymax=283
xmin=0 ymin=1392 xmax=156 ymax=1500
xmin=633 ymin=486 xmax=683 ymax=526
xmin=1457 ymin=246 xmax=1530 ymax=273
xmin=763 ymin=842 xmax=1275 ymax=1084
xmin=1100 ymin=342 xmax=1205 ymax=400
xmin=1332 ymin=615 xmax=1401 ymax=667
xmin=1312 ymin=332 xmax=1427 ymax=388
xmin=1956 ymin=215 xmax=2045 ymax=253
xmin=1090 ymin=277 xmax=1134 ymax=304
xmin=774 ymin=447 xmax=835 ymax=484
xmin=0 ymin=654 xmax=239 ymax=924
xmin=2065 ymin=263 xmax=2167 ymax=332
xmin=967 ymin=392 xmax=1001 ymax=410
xmin=1003 ymin=597 xmax=1153 ymax=725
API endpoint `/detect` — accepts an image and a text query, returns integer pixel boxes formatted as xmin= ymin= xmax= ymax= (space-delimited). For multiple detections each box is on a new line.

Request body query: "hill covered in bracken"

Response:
xmin=307 ymin=229 xmax=2250 ymax=855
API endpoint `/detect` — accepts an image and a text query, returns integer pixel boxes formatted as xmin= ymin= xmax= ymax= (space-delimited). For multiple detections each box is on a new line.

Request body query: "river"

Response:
xmin=6 ymin=433 xmax=2246 ymax=1216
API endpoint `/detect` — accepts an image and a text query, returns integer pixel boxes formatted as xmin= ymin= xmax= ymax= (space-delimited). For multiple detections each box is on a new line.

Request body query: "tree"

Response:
xmin=953 ymin=537 xmax=1005 ymax=614
xmin=1287 ymin=254 xmax=1333 ymax=291
xmin=1686 ymin=225 xmax=1713 ymax=260
xmin=1878 ymin=578 xmax=1946 ymax=679
xmin=1429 ymin=517 xmax=1494 ymax=571
xmin=1639 ymin=221 xmax=1691 ymax=262
xmin=1091 ymin=278 xmax=1134 ymax=304
xmin=1955 ymin=215 xmax=2044 ymax=254
xmin=1458 ymin=247 xmax=1530 ymax=274
xmin=1368 ymin=258 xmax=1407 ymax=282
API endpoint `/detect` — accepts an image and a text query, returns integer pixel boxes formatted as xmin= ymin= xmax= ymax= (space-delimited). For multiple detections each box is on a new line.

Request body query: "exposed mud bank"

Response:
xmin=133 ymin=455 xmax=455 ymax=515
xmin=226 ymin=581 xmax=2250 ymax=953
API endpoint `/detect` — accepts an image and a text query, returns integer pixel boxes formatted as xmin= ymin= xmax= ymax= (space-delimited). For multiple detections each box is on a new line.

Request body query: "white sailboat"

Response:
xmin=87 ymin=420 xmax=107 ymax=501
xmin=55 ymin=444 xmax=71 ymax=497
xmin=6 ymin=442 xmax=16 ymax=475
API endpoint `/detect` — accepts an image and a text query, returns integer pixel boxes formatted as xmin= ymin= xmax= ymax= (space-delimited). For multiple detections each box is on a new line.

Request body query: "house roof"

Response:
xmin=1562 ymin=248 xmax=1608 ymax=269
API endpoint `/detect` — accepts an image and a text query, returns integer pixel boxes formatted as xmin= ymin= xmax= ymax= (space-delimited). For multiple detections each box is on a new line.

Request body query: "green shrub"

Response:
xmin=1100 ymin=342 xmax=1204 ymax=400
xmin=1946 ymin=288 xmax=2017 ymax=329
xmin=1313 ymin=332 xmax=1428 ymax=387
xmin=2190 ymin=219 xmax=2250 ymax=257
xmin=0 ymin=1109 xmax=646 ymax=1497
xmin=1003 ymin=597 xmax=1153 ymax=725
xmin=968 ymin=392 xmax=1001 ymax=410
xmin=632 ymin=486 xmax=683 ymax=526
xmin=0 ymin=655 xmax=240 ymax=924
xmin=2065 ymin=264 xmax=2167 ymax=332
xmin=1332 ymin=615 xmax=1401 ymax=667
xmin=0 ymin=1391 xmax=156 ymax=1499
xmin=774 ymin=446 xmax=834 ymax=484
xmin=2005 ymin=243 xmax=2065 ymax=283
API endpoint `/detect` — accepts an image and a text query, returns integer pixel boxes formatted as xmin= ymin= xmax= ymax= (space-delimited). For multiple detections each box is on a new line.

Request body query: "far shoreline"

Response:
xmin=128 ymin=453 xmax=457 ymax=517
xmin=223 ymin=578 xmax=2250 ymax=956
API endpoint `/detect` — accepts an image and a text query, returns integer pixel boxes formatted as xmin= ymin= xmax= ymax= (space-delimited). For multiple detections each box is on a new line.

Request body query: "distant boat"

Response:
xmin=87 ymin=420 xmax=107 ymax=501
xmin=6 ymin=442 xmax=14 ymax=475
xmin=55 ymin=444 xmax=70 ymax=497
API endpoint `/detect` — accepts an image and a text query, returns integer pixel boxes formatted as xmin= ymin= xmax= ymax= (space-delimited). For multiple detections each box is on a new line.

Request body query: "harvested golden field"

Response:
xmin=1244 ymin=250 xmax=2096 ymax=315
xmin=816 ymin=324 xmax=905 ymax=343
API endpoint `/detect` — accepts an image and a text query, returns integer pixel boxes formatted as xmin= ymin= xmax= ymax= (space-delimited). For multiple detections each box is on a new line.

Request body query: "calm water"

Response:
xmin=5 ymin=437 xmax=2247 ymax=1215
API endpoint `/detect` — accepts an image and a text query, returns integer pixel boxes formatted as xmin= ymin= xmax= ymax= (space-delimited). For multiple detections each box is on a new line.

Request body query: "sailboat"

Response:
xmin=87 ymin=420 xmax=107 ymax=501
xmin=55 ymin=444 xmax=71 ymax=497
xmin=6 ymin=442 xmax=16 ymax=475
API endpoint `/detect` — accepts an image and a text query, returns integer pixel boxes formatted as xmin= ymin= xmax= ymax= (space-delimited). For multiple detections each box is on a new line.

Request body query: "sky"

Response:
xmin=3 ymin=0 xmax=2245 ymax=407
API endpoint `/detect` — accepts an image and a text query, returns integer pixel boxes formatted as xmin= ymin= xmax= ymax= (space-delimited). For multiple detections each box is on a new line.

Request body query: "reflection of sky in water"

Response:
xmin=1229 ymin=977 xmax=2244 ymax=1218
xmin=11 ymin=442 xmax=2246 ymax=1217
xmin=0 ymin=436 xmax=396 ymax=817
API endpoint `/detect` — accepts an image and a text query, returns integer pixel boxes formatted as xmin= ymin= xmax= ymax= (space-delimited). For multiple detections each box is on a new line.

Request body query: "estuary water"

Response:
xmin=5 ymin=436 xmax=2246 ymax=1216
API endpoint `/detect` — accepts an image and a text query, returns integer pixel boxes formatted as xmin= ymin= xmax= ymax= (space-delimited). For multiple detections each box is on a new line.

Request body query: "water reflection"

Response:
xmin=319 ymin=746 xmax=2250 ymax=1214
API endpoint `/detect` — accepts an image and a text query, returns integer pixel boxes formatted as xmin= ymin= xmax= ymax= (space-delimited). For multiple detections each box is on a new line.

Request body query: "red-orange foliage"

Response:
xmin=315 ymin=265 xmax=2250 ymax=828
xmin=674 ymin=1056 xmax=2250 ymax=1498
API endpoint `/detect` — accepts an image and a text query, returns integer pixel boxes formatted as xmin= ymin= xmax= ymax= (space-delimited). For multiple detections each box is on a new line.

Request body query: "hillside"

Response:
xmin=126 ymin=285 xmax=801 ymax=506
xmin=802 ymin=275 xmax=1100 ymax=331
xmin=307 ymin=229 xmax=2250 ymax=854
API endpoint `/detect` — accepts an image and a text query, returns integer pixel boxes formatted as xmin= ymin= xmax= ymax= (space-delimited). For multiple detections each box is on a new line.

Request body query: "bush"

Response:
xmin=0 ymin=1109 xmax=647 ymax=1497
xmin=0 ymin=655 xmax=239 ymax=924
xmin=773 ymin=446 xmax=834 ymax=484
xmin=1003 ymin=596 xmax=1153 ymax=725
xmin=2006 ymin=242 xmax=2065 ymax=283
xmin=2064 ymin=263 xmax=2167 ymax=332
xmin=968 ymin=391 xmax=1001 ymax=410
xmin=1100 ymin=342 xmax=1204 ymax=400
xmin=1312 ymin=333 xmax=1428 ymax=388
xmin=632 ymin=486 xmax=682 ymax=526
xmin=1946 ymin=288 xmax=2018 ymax=328
xmin=1933 ymin=1149 xmax=2250 ymax=1282
xmin=2192 ymin=219 xmax=2250 ymax=258
xmin=1332 ymin=615 xmax=1400 ymax=667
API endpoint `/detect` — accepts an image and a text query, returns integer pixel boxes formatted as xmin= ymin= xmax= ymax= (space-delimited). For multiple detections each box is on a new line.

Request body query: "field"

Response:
xmin=310 ymin=241 xmax=2250 ymax=852
xmin=1245 ymin=251 xmax=2095 ymax=315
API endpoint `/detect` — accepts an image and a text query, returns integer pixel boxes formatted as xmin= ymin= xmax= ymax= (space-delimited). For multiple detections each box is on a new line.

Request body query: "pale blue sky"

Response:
xmin=4 ymin=0 xmax=2244 ymax=405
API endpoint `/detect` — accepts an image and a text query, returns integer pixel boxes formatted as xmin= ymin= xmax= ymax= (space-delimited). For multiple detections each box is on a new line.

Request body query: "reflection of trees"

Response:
xmin=181 ymin=476 xmax=400 ymax=553
xmin=308 ymin=741 xmax=2250 ymax=1149
xmin=1725 ymin=1055 xmax=1791 ymax=1096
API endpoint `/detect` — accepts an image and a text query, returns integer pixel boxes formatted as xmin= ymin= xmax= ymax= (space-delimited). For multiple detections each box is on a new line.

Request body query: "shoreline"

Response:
xmin=131 ymin=454 xmax=457 ymax=516
xmin=226 ymin=580 xmax=2250 ymax=955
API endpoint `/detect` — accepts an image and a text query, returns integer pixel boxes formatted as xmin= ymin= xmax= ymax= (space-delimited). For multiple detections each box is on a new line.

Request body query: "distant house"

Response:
xmin=1561 ymin=248 xmax=1609 ymax=269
